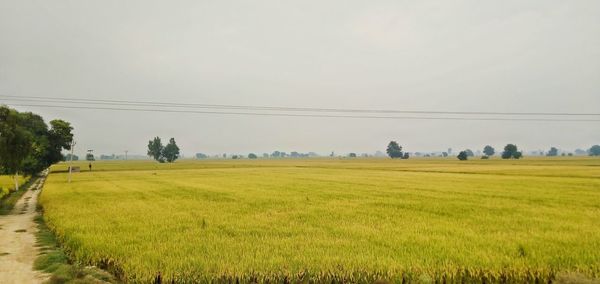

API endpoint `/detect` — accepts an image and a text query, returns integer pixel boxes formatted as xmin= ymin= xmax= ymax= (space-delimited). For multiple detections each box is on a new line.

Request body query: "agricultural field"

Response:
xmin=0 ymin=175 xmax=29 ymax=199
xmin=39 ymin=158 xmax=600 ymax=283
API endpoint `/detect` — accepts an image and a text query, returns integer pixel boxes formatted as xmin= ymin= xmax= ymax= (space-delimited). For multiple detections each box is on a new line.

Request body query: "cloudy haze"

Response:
xmin=1 ymin=1 xmax=599 ymax=157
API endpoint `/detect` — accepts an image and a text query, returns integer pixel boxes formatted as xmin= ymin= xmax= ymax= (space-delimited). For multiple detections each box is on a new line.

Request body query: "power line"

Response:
xmin=4 ymin=103 xmax=600 ymax=122
xmin=1 ymin=95 xmax=599 ymax=116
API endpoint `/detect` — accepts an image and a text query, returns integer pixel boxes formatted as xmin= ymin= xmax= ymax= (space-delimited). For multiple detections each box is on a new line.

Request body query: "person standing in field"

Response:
xmin=88 ymin=163 xmax=92 ymax=172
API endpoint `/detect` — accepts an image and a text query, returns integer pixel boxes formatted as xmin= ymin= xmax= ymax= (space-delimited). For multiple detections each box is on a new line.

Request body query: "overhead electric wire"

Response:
xmin=1 ymin=95 xmax=599 ymax=116
xmin=4 ymin=103 xmax=600 ymax=122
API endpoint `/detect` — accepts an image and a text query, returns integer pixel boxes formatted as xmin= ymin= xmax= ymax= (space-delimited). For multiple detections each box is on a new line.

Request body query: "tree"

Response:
xmin=588 ymin=145 xmax=600 ymax=156
xmin=271 ymin=151 xmax=281 ymax=158
xmin=147 ymin=137 xmax=165 ymax=163
xmin=513 ymin=151 xmax=523 ymax=159
xmin=248 ymin=153 xmax=258 ymax=159
xmin=386 ymin=141 xmax=403 ymax=159
xmin=457 ymin=151 xmax=468 ymax=160
xmin=547 ymin=147 xmax=558 ymax=156
xmin=196 ymin=153 xmax=208 ymax=159
xmin=465 ymin=149 xmax=474 ymax=157
xmin=162 ymin=138 xmax=180 ymax=163
xmin=348 ymin=153 xmax=357 ymax=158
xmin=0 ymin=107 xmax=33 ymax=191
xmin=402 ymin=152 xmax=410 ymax=159
xmin=442 ymin=152 xmax=448 ymax=157
xmin=46 ymin=120 xmax=74 ymax=165
xmin=502 ymin=144 xmax=522 ymax=159
xmin=483 ymin=145 xmax=495 ymax=157
xmin=85 ymin=153 xmax=95 ymax=161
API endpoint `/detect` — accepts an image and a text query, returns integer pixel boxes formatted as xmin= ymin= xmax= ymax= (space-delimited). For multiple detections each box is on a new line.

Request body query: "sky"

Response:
xmin=1 ymin=0 xmax=599 ymax=157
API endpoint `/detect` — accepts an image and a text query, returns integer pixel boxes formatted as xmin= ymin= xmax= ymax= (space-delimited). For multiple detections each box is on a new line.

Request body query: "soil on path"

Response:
xmin=0 ymin=175 xmax=49 ymax=284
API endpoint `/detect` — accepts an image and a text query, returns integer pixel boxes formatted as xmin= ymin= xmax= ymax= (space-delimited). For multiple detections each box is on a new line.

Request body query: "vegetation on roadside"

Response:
xmin=39 ymin=158 xmax=600 ymax=283
xmin=0 ymin=176 xmax=33 ymax=215
xmin=0 ymin=105 xmax=73 ymax=191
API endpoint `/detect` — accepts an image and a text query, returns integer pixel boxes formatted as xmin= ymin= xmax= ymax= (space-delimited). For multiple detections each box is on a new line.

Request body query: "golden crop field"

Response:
xmin=40 ymin=158 xmax=600 ymax=283
xmin=0 ymin=175 xmax=29 ymax=199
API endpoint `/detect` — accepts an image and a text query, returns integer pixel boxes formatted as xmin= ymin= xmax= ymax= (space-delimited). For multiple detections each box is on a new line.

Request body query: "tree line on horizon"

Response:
xmin=145 ymin=137 xmax=600 ymax=163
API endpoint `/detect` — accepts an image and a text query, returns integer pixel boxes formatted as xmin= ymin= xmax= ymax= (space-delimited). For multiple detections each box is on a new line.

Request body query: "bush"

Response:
xmin=481 ymin=156 xmax=489 ymax=159
xmin=457 ymin=151 xmax=468 ymax=161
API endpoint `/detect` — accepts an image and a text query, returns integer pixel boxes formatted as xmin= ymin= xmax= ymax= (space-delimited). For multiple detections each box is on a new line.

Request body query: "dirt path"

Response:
xmin=0 ymin=174 xmax=49 ymax=284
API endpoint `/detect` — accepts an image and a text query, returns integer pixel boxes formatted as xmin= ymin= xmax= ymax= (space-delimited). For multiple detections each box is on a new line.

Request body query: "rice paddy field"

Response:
xmin=0 ymin=175 xmax=28 ymax=199
xmin=39 ymin=158 xmax=600 ymax=283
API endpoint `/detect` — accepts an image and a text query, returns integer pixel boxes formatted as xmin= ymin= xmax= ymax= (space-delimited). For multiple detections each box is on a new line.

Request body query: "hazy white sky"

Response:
xmin=1 ymin=1 xmax=599 ymax=156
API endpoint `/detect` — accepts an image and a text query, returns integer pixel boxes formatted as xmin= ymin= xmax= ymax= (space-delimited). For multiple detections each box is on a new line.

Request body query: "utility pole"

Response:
xmin=68 ymin=140 xmax=76 ymax=183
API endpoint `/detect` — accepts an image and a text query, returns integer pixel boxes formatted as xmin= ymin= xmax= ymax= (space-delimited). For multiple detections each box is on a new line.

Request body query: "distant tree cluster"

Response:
xmin=147 ymin=137 xmax=180 ymax=163
xmin=100 ymin=154 xmax=116 ymax=160
xmin=454 ymin=144 xmax=523 ymax=161
xmin=0 ymin=105 xmax=73 ymax=190
xmin=501 ymin=144 xmax=522 ymax=159
xmin=589 ymin=145 xmax=600 ymax=156
xmin=483 ymin=145 xmax=495 ymax=157
xmin=386 ymin=141 xmax=409 ymax=159
xmin=547 ymin=147 xmax=559 ymax=157
xmin=64 ymin=153 xmax=79 ymax=161
xmin=268 ymin=151 xmax=317 ymax=158
xmin=195 ymin=153 xmax=208 ymax=159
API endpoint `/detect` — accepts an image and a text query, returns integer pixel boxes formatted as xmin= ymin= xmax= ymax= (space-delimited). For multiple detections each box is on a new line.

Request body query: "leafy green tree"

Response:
xmin=402 ymin=152 xmax=410 ymax=159
xmin=547 ymin=147 xmax=558 ymax=156
xmin=248 ymin=153 xmax=258 ymax=159
xmin=502 ymin=144 xmax=522 ymax=159
xmin=0 ymin=106 xmax=33 ymax=190
xmin=588 ymin=145 xmax=600 ymax=156
xmin=147 ymin=137 xmax=165 ymax=163
xmin=386 ymin=141 xmax=403 ymax=158
xmin=23 ymin=118 xmax=73 ymax=175
xmin=348 ymin=153 xmax=357 ymax=158
xmin=196 ymin=153 xmax=208 ymax=159
xmin=46 ymin=120 xmax=73 ymax=162
xmin=162 ymin=138 xmax=180 ymax=163
xmin=483 ymin=145 xmax=495 ymax=157
xmin=465 ymin=149 xmax=474 ymax=157
xmin=457 ymin=151 xmax=468 ymax=160
xmin=86 ymin=153 xmax=95 ymax=161
xmin=0 ymin=106 xmax=73 ymax=180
